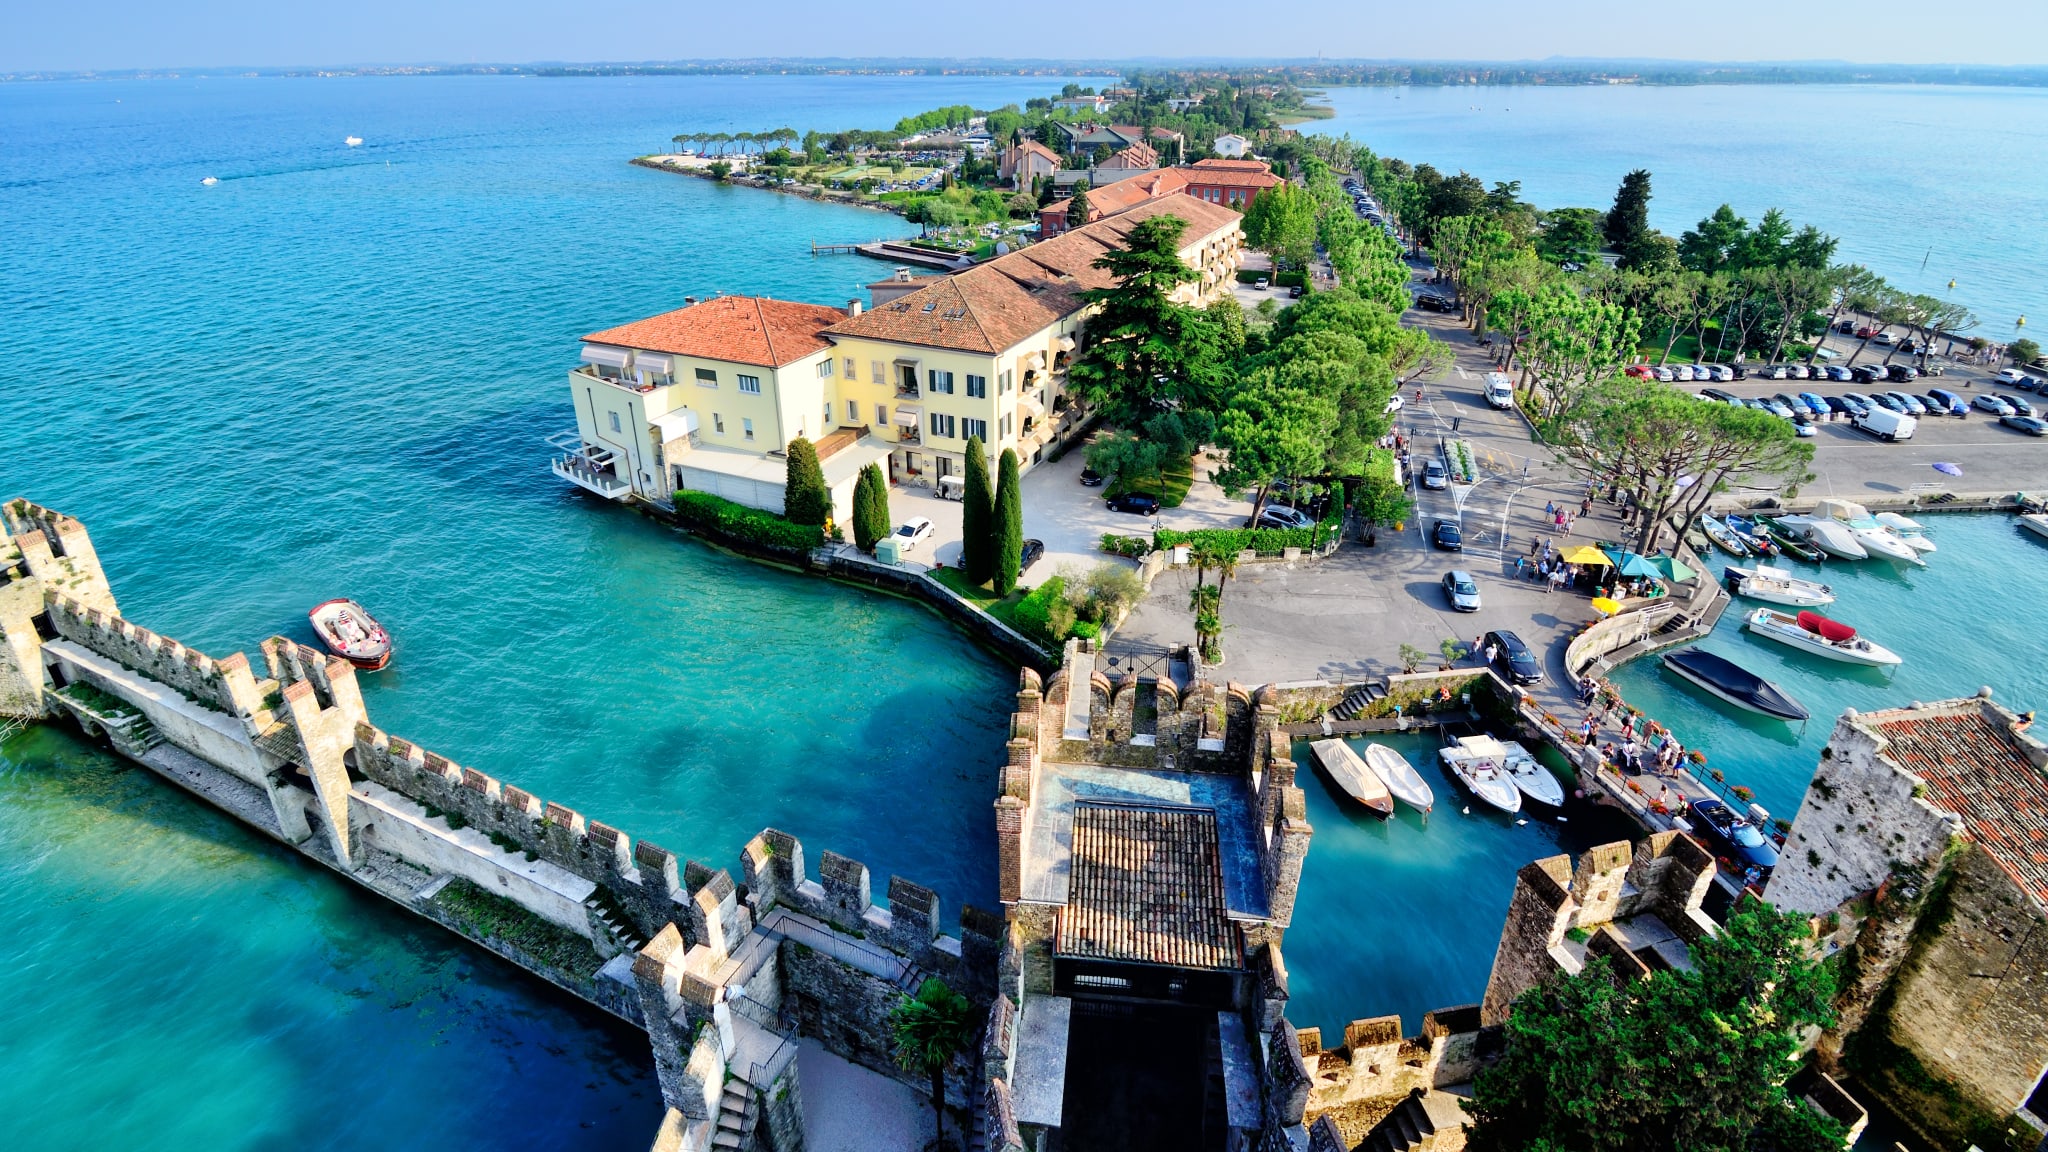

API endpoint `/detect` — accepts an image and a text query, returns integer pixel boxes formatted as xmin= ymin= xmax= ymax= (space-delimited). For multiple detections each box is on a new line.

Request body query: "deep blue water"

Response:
xmin=0 ymin=73 xmax=1072 ymax=1152
xmin=1317 ymin=83 xmax=2048 ymax=335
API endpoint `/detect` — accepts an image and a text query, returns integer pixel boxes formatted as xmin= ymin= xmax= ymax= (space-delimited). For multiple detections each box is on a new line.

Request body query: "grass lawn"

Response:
xmin=930 ymin=566 xmax=1031 ymax=633
xmin=817 ymin=163 xmax=942 ymax=183
xmin=1106 ymin=455 xmax=1197 ymax=508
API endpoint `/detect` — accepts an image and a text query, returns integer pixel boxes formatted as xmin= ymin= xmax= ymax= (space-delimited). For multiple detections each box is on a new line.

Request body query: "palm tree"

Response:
xmin=890 ymin=978 xmax=975 ymax=1149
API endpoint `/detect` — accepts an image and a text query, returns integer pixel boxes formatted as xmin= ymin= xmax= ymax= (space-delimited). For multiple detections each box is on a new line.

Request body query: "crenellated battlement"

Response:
xmin=43 ymin=592 xmax=264 ymax=720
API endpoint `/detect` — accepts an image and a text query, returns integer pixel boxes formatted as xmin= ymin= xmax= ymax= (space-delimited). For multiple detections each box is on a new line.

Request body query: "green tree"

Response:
xmin=960 ymin=435 xmax=994 ymax=584
xmin=2011 ymin=337 xmax=2041 ymax=366
xmin=1213 ymin=373 xmax=1337 ymax=522
xmin=1066 ymin=179 xmax=1091 ymax=228
xmin=855 ymin=463 xmax=891 ymax=551
xmin=1604 ymin=169 xmax=1653 ymax=253
xmin=1678 ymin=204 xmax=1751 ymax=275
xmin=1535 ymin=206 xmax=1604 ymax=267
xmin=1466 ymin=900 xmax=1842 ymax=1152
xmin=781 ymin=436 xmax=830 ymax=526
xmin=1241 ymin=179 xmax=1318 ymax=269
xmin=1517 ymin=285 xmax=1642 ymax=420
xmin=850 ymin=466 xmax=881 ymax=550
xmin=1066 ymin=214 xmax=1228 ymax=423
xmin=1353 ymin=473 xmax=1413 ymax=545
xmin=707 ymin=160 xmax=732 ymax=181
xmin=993 ymin=449 xmax=1023 ymax=594
xmin=888 ymin=977 xmax=976 ymax=1150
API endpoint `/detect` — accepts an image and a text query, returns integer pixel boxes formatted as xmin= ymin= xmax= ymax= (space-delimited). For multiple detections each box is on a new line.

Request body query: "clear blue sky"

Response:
xmin=8 ymin=0 xmax=2046 ymax=72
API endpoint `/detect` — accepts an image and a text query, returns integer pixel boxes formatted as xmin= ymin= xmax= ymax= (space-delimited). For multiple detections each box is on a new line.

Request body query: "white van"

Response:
xmin=1853 ymin=406 xmax=1917 ymax=441
xmin=1484 ymin=372 xmax=1515 ymax=409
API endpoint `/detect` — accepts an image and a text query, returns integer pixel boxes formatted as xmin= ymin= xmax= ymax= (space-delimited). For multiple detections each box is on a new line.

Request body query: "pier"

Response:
xmin=811 ymin=238 xmax=974 ymax=270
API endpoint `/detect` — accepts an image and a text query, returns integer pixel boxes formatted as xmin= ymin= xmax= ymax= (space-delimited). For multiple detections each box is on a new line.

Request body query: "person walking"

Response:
xmin=1581 ymin=498 xmax=1592 ymax=517
xmin=1545 ymin=500 xmax=1556 ymax=518
xmin=1514 ymin=555 xmax=1526 ymax=579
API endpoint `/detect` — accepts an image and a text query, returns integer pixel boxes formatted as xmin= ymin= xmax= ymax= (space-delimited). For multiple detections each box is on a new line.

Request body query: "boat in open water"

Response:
xmin=309 ymin=598 xmax=392 ymax=671
xmin=1660 ymin=648 xmax=1808 ymax=721
xmin=1723 ymin=563 xmax=1835 ymax=608
xmin=1744 ymin=608 xmax=1902 ymax=667
xmin=1437 ymin=735 xmax=1524 ymax=814
xmin=1362 ymin=743 xmax=1435 ymax=813
xmin=1309 ymin=739 xmax=1393 ymax=817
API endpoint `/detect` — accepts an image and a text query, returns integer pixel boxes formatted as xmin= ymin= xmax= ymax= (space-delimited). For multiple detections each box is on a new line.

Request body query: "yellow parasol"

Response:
xmin=1590 ymin=597 xmax=1623 ymax=616
xmin=1560 ymin=545 xmax=1612 ymax=566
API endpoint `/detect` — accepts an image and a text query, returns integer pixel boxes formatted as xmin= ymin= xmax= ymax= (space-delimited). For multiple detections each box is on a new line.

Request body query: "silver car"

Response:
xmin=1422 ymin=458 xmax=1449 ymax=490
xmin=1442 ymin=569 xmax=1482 ymax=612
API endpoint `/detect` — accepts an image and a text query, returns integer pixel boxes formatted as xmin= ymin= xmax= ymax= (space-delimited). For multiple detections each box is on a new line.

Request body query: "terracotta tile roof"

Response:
xmin=583 ymin=296 xmax=847 ymax=368
xmin=1009 ymin=140 xmax=1060 ymax=165
xmin=1177 ymin=164 xmax=1285 ymax=189
xmin=825 ymin=194 xmax=1239 ymax=354
xmin=1044 ymin=168 xmax=1192 ymax=224
xmin=1192 ymin=158 xmax=1271 ymax=171
xmin=1058 ymin=802 xmax=1241 ymax=970
xmin=1869 ymin=703 xmax=2048 ymax=907
xmin=1107 ymin=142 xmax=1158 ymax=169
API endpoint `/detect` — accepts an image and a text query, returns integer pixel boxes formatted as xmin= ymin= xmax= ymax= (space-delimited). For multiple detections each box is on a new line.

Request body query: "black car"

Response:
xmin=1106 ymin=492 xmax=1160 ymax=516
xmin=1412 ymin=294 xmax=1452 ymax=313
xmin=2000 ymin=414 xmax=2048 ymax=436
xmin=1078 ymin=468 xmax=1105 ymax=487
xmin=1686 ymin=797 xmax=1780 ymax=883
xmin=1431 ymin=519 xmax=1462 ymax=551
xmin=1289 ymin=284 xmax=1305 ymax=299
xmin=1835 ymin=319 xmax=1857 ymax=334
xmin=1019 ymin=539 xmax=1045 ymax=570
xmin=1482 ymin=629 xmax=1543 ymax=685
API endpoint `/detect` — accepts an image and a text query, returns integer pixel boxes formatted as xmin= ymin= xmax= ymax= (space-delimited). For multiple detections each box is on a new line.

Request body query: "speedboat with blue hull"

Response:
xmin=1660 ymin=648 xmax=1809 ymax=721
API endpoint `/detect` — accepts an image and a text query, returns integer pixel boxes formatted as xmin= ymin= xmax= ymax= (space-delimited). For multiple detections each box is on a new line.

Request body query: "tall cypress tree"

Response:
xmin=782 ymin=436 xmax=830 ymax=525
xmin=993 ymin=449 xmax=1023 ymax=595
xmin=850 ymin=467 xmax=881 ymax=550
xmin=960 ymin=435 xmax=993 ymax=584
xmin=1604 ymin=169 xmax=1653 ymax=253
xmin=862 ymin=463 xmax=893 ymax=550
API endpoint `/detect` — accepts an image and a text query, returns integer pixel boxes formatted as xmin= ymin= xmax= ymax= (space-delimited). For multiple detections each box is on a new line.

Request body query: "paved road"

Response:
xmin=1018 ymin=441 xmax=1252 ymax=585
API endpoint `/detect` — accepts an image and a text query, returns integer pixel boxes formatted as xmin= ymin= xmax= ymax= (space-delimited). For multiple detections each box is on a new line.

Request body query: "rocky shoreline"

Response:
xmin=629 ymin=155 xmax=908 ymax=217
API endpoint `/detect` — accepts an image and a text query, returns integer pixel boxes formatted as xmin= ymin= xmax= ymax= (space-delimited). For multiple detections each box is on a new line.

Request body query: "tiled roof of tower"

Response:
xmin=825 ymin=194 xmax=1240 ymax=354
xmin=583 ymin=296 xmax=846 ymax=368
xmin=1868 ymin=702 xmax=2048 ymax=907
xmin=1058 ymin=802 xmax=1241 ymax=970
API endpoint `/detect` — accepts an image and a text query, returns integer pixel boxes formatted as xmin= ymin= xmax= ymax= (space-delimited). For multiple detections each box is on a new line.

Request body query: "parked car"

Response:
xmin=1796 ymin=392 xmax=1829 ymax=416
xmin=1762 ymin=396 xmax=1798 ymax=418
xmin=1785 ymin=364 xmax=1810 ymax=380
xmin=1872 ymin=331 xmax=1895 ymax=346
xmin=892 ymin=517 xmax=935 ymax=549
xmin=1078 ymin=467 xmax=1105 ymax=487
xmin=1431 ymin=519 xmax=1463 ymax=551
xmin=1792 ymin=418 xmax=1817 ymax=438
xmin=1442 ymin=569 xmax=1481 ymax=611
xmin=1852 ymin=365 xmax=1888 ymax=385
xmin=1854 ymin=406 xmax=1917 ymax=441
xmin=1836 ymin=319 xmax=1858 ymax=334
xmin=1842 ymin=392 xmax=1878 ymax=413
xmin=1482 ymin=629 xmax=1544 ymax=686
xmin=1106 ymin=492 xmax=1161 ymax=516
xmin=1825 ymin=365 xmax=1855 ymax=382
xmin=1422 ymin=458 xmax=1449 ymax=490
xmin=1289 ymin=285 xmax=1305 ymax=299
xmin=1998 ymin=394 xmax=2038 ymax=417
xmin=1019 ymin=538 xmax=1045 ymax=570
xmin=1925 ymin=388 xmax=1967 ymax=415
xmin=2000 ymin=414 xmax=2048 ymax=436
xmin=1886 ymin=363 xmax=1919 ymax=383
xmin=1668 ymin=365 xmax=1694 ymax=382
xmin=1653 ymin=366 xmax=1675 ymax=382
xmin=1758 ymin=364 xmax=1788 ymax=381
xmin=1256 ymin=504 xmax=1317 ymax=530
xmin=1823 ymin=395 xmax=1859 ymax=416
xmin=1686 ymin=797 xmax=1780 ymax=882
xmin=1995 ymin=368 xmax=2030 ymax=386
xmin=1884 ymin=391 xmax=1928 ymax=415
xmin=1254 ymin=277 xmax=1270 ymax=291
xmin=1412 ymin=294 xmax=1452 ymax=312
xmin=1626 ymin=364 xmax=1656 ymax=379
xmin=1700 ymin=387 xmax=1740 ymax=405
xmin=1710 ymin=365 xmax=1736 ymax=382
xmin=1870 ymin=392 xmax=1906 ymax=413
xmin=1973 ymin=393 xmax=2016 ymax=416
xmin=1855 ymin=326 xmax=1879 ymax=339
xmin=1691 ymin=364 xmax=1715 ymax=382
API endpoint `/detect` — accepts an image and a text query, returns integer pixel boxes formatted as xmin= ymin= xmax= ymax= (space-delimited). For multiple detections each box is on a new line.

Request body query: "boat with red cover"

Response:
xmin=308 ymin=598 xmax=392 ymax=670
xmin=1742 ymin=607 xmax=1901 ymax=668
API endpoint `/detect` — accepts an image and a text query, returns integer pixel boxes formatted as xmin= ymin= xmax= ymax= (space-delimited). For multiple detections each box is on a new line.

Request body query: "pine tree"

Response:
xmin=1605 ymin=169 xmax=1653 ymax=253
xmin=782 ymin=436 xmax=830 ymax=526
xmin=1066 ymin=179 xmax=1091 ymax=231
xmin=857 ymin=463 xmax=892 ymax=551
xmin=960 ymin=436 xmax=993 ymax=584
xmin=993 ymin=449 xmax=1023 ymax=594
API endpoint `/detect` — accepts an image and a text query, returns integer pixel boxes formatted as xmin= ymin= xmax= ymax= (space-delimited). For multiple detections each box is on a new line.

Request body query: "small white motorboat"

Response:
xmin=1309 ymin=740 xmax=1393 ymax=817
xmin=1438 ymin=735 xmax=1523 ymax=815
xmin=1723 ymin=563 xmax=1835 ymax=608
xmin=1501 ymin=740 xmax=1566 ymax=808
xmin=2021 ymin=513 xmax=2048 ymax=543
xmin=1363 ymin=743 xmax=1435 ymax=813
xmin=1776 ymin=514 xmax=1868 ymax=560
xmin=345 ymin=135 xmax=364 ymax=147
xmin=200 ymin=176 xmax=219 ymax=186
xmin=308 ymin=598 xmax=392 ymax=671
xmin=1815 ymin=499 xmax=1924 ymax=566
xmin=1872 ymin=512 xmax=1937 ymax=554
xmin=1745 ymin=607 xmax=1902 ymax=667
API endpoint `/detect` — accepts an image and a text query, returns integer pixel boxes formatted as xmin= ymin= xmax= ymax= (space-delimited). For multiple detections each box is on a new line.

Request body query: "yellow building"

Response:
xmin=551 ymin=195 xmax=1245 ymax=512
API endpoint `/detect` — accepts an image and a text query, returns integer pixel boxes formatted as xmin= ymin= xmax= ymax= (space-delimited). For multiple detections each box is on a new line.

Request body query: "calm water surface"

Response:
xmin=1317 ymin=84 xmax=2048 ymax=333
xmin=0 ymin=74 xmax=1071 ymax=1152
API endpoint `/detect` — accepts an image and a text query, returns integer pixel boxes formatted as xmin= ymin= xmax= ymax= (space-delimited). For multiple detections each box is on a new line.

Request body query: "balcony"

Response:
xmin=546 ymin=431 xmax=631 ymax=500
xmin=573 ymin=363 xmax=663 ymax=395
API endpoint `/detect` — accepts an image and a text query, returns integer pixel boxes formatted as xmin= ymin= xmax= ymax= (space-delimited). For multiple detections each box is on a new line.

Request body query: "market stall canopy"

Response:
xmin=1604 ymin=550 xmax=1664 ymax=578
xmin=1650 ymin=555 xmax=1697 ymax=583
xmin=1560 ymin=545 xmax=1612 ymax=566
xmin=1590 ymin=597 xmax=1623 ymax=616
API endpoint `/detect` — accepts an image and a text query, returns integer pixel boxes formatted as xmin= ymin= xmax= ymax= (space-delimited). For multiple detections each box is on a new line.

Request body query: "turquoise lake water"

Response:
xmin=0 ymin=74 xmax=1072 ymax=1151
xmin=5 ymin=75 xmax=2047 ymax=1149
xmin=1316 ymin=83 xmax=2048 ymax=333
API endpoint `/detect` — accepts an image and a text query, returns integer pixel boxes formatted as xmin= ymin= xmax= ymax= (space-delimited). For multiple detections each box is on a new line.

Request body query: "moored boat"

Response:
xmin=1755 ymin=518 xmax=1826 ymax=563
xmin=1661 ymin=647 xmax=1808 ymax=721
xmin=1723 ymin=515 xmax=1779 ymax=558
xmin=1814 ymin=499 xmax=1925 ymax=566
xmin=308 ymin=598 xmax=392 ymax=671
xmin=1309 ymin=739 xmax=1394 ymax=817
xmin=1744 ymin=607 xmax=1902 ymax=667
xmin=1500 ymin=740 xmax=1566 ymax=808
xmin=1363 ymin=743 xmax=1435 ymax=813
xmin=2022 ymin=513 xmax=2048 ymax=542
xmin=1775 ymin=514 xmax=1868 ymax=560
xmin=1872 ymin=512 xmax=1937 ymax=555
xmin=1437 ymin=735 xmax=1523 ymax=815
xmin=1722 ymin=563 xmax=1835 ymax=607
xmin=1699 ymin=516 xmax=1751 ymax=558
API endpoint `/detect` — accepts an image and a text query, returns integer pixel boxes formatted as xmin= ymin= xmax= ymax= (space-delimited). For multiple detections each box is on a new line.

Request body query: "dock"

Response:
xmin=811 ymin=239 xmax=974 ymax=271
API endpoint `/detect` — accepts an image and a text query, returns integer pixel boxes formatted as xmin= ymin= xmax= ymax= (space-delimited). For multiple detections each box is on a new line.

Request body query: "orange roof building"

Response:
xmin=582 ymin=295 xmax=846 ymax=368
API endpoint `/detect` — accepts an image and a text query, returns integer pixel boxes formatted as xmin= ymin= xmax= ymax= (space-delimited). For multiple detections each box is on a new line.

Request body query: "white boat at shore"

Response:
xmin=1775 ymin=514 xmax=1868 ymax=559
xmin=1309 ymin=739 xmax=1393 ymax=817
xmin=1362 ymin=743 xmax=1435 ymax=813
xmin=1872 ymin=511 xmax=1938 ymax=554
xmin=1437 ymin=735 xmax=1523 ymax=815
xmin=1723 ymin=563 xmax=1835 ymax=608
xmin=1815 ymin=499 xmax=1925 ymax=566
xmin=1500 ymin=740 xmax=1566 ymax=808
xmin=2021 ymin=513 xmax=2048 ymax=543
xmin=1744 ymin=607 xmax=1902 ymax=667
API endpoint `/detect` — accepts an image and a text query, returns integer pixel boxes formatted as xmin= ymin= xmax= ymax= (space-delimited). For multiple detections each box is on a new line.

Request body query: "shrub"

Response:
xmin=1078 ymin=562 xmax=1145 ymax=623
xmin=1154 ymin=524 xmax=1323 ymax=556
xmin=1070 ymin=620 xmax=1101 ymax=641
xmin=782 ymin=436 xmax=831 ymax=526
xmin=1010 ymin=575 xmax=1069 ymax=644
xmin=673 ymin=491 xmax=823 ymax=554
xmin=1099 ymin=534 xmax=1150 ymax=558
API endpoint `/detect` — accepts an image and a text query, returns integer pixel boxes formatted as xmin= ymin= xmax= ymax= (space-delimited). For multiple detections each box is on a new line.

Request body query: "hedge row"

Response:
xmin=673 ymin=490 xmax=823 ymax=554
xmin=1154 ymin=523 xmax=1329 ymax=556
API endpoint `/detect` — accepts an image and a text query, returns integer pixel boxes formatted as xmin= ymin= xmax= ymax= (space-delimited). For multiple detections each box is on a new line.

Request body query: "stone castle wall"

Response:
xmin=45 ymin=593 xmax=265 ymax=721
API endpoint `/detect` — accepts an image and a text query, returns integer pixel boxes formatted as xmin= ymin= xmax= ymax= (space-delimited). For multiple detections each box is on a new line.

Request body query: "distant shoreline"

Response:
xmin=630 ymin=155 xmax=909 ymax=219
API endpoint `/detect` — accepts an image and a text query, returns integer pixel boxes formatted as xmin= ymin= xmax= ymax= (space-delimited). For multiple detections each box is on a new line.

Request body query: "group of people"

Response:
xmin=1513 ymin=538 xmax=1583 ymax=593
xmin=1573 ymin=677 xmax=1693 ymax=779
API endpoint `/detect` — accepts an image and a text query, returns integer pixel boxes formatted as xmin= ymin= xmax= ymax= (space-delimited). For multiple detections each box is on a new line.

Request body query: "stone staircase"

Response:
xmin=712 ymin=1079 xmax=759 ymax=1151
xmin=1357 ymin=1089 xmax=1440 ymax=1152
xmin=1330 ymin=682 xmax=1387 ymax=721
xmin=584 ymin=892 xmax=646 ymax=955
